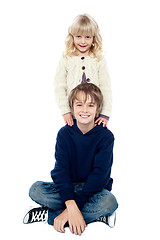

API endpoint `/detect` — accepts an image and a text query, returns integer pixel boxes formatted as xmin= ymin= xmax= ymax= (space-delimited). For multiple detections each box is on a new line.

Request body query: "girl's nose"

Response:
xmin=81 ymin=36 xmax=85 ymax=44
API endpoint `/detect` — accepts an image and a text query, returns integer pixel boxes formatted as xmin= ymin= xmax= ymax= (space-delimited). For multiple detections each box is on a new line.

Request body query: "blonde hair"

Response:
xmin=64 ymin=14 xmax=103 ymax=60
xmin=68 ymin=83 xmax=103 ymax=118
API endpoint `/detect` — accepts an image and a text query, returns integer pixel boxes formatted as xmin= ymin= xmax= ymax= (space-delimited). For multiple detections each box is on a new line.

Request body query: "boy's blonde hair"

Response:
xmin=68 ymin=83 xmax=103 ymax=118
xmin=64 ymin=14 xmax=103 ymax=60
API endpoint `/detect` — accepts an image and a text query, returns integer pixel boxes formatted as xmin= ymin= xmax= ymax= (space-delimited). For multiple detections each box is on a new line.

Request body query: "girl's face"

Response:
xmin=73 ymin=35 xmax=93 ymax=56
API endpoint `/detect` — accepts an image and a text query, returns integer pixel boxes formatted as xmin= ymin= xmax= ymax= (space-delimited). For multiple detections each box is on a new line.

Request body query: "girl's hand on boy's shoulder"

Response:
xmin=95 ymin=117 xmax=108 ymax=127
xmin=63 ymin=112 xmax=74 ymax=126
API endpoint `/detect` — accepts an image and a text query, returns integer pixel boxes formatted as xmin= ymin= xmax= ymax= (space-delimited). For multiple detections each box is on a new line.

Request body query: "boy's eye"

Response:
xmin=86 ymin=36 xmax=90 ymax=39
xmin=89 ymin=104 xmax=94 ymax=107
xmin=76 ymin=36 xmax=81 ymax=38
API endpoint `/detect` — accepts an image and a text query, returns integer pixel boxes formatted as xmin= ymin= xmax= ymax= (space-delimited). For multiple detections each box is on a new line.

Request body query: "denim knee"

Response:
xmin=103 ymin=192 xmax=118 ymax=215
xmin=29 ymin=181 xmax=43 ymax=202
xmin=91 ymin=190 xmax=118 ymax=216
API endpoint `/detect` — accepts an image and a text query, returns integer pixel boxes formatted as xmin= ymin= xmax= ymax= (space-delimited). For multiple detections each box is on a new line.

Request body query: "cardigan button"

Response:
xmin=81 ymin=57 xmax=85 ymax=60
xmin=82 ymin=66 xmax=85 ymax=70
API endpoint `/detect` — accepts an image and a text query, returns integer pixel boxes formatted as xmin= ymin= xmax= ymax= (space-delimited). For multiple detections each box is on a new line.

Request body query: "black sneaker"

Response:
xmin=23 ymin=206 xmax=48 ymax=224
xmin=95 ymin=211 xmax=116 ymax=228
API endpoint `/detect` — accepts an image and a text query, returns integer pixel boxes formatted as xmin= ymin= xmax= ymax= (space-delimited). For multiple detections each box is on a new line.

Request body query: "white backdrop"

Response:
xmin=0 ymin=0 xmax=160 ymax=239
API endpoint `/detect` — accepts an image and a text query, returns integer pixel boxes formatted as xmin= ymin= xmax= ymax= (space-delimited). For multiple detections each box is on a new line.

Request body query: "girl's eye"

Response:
xmin=86 ymin=36 xmax=91 ymax=39
xmin=76 ymin=36 xmax=81 ymax=38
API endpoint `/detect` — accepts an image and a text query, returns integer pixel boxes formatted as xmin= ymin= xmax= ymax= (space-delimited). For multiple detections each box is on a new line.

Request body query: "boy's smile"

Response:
xmin=80 ymin=114 xmax=90 ymax=118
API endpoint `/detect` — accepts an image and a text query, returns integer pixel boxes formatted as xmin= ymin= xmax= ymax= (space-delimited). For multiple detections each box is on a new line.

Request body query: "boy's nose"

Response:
xmin=82 ymin=106 xmax=88 ymax=112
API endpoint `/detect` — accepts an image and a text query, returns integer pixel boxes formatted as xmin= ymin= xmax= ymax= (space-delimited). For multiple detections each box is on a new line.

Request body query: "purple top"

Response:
xmin=81 ymin=72 xmax=87 ymax=84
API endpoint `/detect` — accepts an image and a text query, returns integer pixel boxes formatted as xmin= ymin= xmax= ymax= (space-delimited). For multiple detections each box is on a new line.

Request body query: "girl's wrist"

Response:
xmin=63 ymin=112 xmax=71 ymax=116
xmin=99 ymin=114 xmax=109 ymax=120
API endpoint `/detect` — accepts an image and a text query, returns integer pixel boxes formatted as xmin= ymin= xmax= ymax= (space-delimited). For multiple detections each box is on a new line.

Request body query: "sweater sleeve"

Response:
xmin=74 ymin=133 xmax=114 ymax=210
xmin=51 ymin=130 xmax=75 ymax=203
xmin=54 ymin=57 xmax=71 ymax=115
xmin=98 ymin=58 xmax=112 ymax=118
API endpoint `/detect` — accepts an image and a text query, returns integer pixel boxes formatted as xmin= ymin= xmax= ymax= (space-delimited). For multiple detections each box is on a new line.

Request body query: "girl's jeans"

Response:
xmin=29 ymin=181 xmax=118 ymax=226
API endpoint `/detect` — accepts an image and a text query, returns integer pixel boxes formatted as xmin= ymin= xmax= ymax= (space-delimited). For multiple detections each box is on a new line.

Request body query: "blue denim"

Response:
xmin=29 ymin=181 xmax=118 ymax=226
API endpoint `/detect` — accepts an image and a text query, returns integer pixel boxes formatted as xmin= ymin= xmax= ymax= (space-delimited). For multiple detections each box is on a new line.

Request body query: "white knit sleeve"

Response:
xmin=98 ymin=57 xmax=112 ymax=118
xmin=54 ymin=57 xmax=71 ymax=115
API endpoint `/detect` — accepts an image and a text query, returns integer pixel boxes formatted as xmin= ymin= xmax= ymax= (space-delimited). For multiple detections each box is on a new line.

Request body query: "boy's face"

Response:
xmin=73 ymin=91 xmax=97 ymax=127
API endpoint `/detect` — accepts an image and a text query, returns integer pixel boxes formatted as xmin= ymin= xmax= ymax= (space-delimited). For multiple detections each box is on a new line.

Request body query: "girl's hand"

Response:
xmin=65 ymin=200 xmax=86 ymax=236
xmin=95 ymin=117 xmax=108 ymax=127
xmin=53 ymin=209 xmax=68 ymax=233
xmin=63 ymin=113 xmax=74 ymax=126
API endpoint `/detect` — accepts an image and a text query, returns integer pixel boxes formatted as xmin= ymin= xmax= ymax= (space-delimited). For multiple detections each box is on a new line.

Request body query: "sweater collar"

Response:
xmin=69 ymin=119 xmax=104 ymax=135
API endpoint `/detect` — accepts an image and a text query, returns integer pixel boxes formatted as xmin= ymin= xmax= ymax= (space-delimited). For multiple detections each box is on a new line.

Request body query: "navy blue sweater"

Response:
xmin=51 ymin=120 xmax=114 ymax=210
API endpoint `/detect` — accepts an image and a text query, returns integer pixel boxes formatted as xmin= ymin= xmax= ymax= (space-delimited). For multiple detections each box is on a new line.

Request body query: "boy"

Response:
xmin=23 ymin=83 xmax=118 ymax=235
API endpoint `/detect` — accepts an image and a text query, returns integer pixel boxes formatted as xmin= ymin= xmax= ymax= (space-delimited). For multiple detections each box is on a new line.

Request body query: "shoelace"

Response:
xmin=96 ymin=216 xmax=108 ymax=223
xmin=30 ymin=209 xmax=47 ymax=223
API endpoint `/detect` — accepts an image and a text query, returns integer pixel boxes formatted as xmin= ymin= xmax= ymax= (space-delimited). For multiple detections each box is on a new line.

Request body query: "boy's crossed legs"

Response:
xmin=24 ymin=181 xmax=118 ymax=229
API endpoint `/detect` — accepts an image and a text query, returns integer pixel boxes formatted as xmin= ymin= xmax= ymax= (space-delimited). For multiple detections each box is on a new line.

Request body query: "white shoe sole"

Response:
xmin=108 ymin=211 xmax=116 ymax=228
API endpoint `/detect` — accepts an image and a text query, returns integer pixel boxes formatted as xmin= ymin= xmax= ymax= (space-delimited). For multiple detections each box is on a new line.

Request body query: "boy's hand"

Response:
xmin=53 ymin=209 xmax=68 ymax=233
xmin=63 ymin=113 xmax=74 ymax=126
xmin=95 ymin=117 xmax=108 ymax=127
xmin=65 ymin=200 xmax=86 ymax=236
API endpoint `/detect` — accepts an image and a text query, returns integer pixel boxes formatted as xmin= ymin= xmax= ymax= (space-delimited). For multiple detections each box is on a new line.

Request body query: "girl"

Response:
xmin=54 ymin=14 xmax=112 ymax=127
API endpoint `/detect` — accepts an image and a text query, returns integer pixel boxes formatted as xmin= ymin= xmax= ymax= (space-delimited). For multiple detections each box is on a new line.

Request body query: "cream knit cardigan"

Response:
xmin=54 ymin=55 xmax=112 ymax=118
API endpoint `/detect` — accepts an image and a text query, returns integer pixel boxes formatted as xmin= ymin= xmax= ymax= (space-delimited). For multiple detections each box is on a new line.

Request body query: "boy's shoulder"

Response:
xmin=57 ymin=124 xmax=69 ymax=135
xmin=57 ymin=124 xmax=76 ymax=137
xmin=96 ymin=124 xmax=114 ymax=142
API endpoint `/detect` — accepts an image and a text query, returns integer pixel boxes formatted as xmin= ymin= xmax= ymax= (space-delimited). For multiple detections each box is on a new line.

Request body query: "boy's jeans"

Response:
xmin=29 ymin=181 xmax=118 ymax=226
